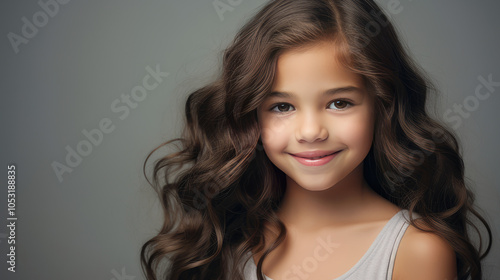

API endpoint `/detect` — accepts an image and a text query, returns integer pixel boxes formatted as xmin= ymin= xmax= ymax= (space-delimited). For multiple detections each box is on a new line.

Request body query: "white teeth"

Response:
xmin=309 ymin=156 xmax=324 ymax=160
xmin=306 ymin=153 xmax=332 ymax=160
xmin=296 ymin=151 xmax=339 ymax=160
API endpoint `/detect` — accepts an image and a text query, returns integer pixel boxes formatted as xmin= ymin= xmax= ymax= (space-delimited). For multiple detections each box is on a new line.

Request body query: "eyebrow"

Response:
xmin=266 ymin=86 xmax=361 ymax=99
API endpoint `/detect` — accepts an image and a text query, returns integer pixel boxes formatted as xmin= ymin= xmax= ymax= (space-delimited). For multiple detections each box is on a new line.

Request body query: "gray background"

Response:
xmin=1 ymin=0 xmax=499 ymax=279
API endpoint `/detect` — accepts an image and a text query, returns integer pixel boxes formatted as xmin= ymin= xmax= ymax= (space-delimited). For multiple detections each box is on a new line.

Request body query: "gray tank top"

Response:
xmin=242 ymin=209 xmax=420 ymax=280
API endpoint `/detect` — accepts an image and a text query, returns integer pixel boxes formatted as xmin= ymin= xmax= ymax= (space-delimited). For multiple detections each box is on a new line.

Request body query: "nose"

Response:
xmin=295 ymin=110 xmax=329 ymax=143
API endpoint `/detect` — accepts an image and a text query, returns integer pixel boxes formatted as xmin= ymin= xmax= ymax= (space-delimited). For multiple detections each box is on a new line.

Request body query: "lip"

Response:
xmin=290 ymin=150 xmax=341 ymax=158
xmin=289 ymin=150 xmax=342 ymax=167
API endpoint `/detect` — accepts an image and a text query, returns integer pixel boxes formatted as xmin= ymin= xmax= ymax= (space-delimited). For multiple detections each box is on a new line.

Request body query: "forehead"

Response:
xmin=271 ymin=40 xmax=364 ymax=94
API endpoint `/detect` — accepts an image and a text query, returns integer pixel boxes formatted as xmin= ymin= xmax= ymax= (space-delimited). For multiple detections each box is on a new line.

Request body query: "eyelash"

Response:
xmin=269 ymin=99 xmax=354 ymax=114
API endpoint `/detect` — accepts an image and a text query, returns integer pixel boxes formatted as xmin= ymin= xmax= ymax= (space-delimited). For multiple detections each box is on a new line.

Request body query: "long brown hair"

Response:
xmin=140 ymin=1 xmax=492 ymax=279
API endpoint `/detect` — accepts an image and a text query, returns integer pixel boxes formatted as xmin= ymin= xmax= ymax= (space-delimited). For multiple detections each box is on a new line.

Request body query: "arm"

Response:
xmin=392 ymin=224 xmax=457 ymax=280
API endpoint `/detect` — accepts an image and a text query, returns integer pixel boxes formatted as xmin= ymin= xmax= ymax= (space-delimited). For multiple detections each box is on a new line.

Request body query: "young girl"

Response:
xmin=140 ymin=0 xmax=492 ymax=279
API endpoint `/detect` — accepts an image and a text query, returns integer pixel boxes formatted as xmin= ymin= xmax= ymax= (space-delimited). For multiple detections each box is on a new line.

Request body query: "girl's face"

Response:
xmin=257 ymin=40 xmax=375 ymax=191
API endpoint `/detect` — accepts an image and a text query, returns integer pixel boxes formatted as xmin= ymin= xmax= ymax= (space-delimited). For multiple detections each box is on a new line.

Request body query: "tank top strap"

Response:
xmin=336 ymin=209 xmax=421 ymax=280
xmin=331 ymin=209 xmax=409 ymax=279
xmin=385 ymin=209 xmax=422 ymax=278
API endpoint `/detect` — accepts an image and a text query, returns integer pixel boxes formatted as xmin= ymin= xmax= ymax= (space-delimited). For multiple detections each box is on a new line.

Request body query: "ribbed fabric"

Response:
xmin=242 ymin=209 xmax=420 ymax=280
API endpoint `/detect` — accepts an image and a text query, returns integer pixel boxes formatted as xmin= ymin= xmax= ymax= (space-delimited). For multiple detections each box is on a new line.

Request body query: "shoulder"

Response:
xmin=392 ymin=221 xmax=457 ymax=280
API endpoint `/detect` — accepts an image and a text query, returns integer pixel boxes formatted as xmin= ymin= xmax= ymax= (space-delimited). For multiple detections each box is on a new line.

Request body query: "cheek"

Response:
xmin=342 ymin=112 xmax=375 ymax=150
xmin=259 ymin=116 xmax=289 ymax=152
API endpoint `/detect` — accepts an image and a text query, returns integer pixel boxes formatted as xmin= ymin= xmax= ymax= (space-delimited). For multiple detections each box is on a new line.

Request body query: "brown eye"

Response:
xmin=334 ymin=101 xmax=347 ymax=109
xmin=329 ymin=99 xmax=353 ymax=111
xmin=271 ymin=103 xmax=294 ymax=113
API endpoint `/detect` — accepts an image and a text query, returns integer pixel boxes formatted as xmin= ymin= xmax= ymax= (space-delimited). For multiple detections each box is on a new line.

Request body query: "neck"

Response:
xmin=276 ymin=163 xmax=378 ymax=232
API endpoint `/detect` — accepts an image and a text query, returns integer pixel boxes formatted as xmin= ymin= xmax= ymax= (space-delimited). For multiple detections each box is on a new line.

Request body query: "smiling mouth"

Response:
xmin=289 ymin=150 xmax=342 ymax=167
xmin=293 ymin=150 xmax=342 ymax=160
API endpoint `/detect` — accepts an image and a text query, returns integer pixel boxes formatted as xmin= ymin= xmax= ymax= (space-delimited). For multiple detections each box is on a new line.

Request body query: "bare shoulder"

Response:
xmin=392 ymin=221 xmax=457 ymax=280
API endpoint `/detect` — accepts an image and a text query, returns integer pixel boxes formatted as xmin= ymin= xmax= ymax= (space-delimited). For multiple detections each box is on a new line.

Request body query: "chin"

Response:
xmin=290 ymin=176 xmax=341 ymax=192
xmin=305 ymin=185 xmax=334 ymax=192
